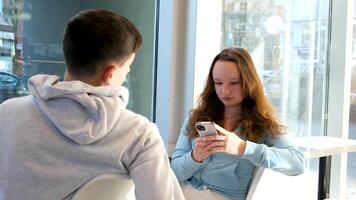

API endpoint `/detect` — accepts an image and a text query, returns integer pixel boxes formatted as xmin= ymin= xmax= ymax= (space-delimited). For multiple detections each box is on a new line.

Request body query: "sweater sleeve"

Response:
xmin=128 ymin=124 xmax=185 ymax=200
xmin=242 ymin=134 xmax=305 ymax=176
xmin=170 ymin=117 xmax=204 ymax=182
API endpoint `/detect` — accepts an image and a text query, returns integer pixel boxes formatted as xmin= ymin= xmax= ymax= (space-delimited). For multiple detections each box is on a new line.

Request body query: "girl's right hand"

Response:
xmin=192 ymin=137 xmax=214 ymax=163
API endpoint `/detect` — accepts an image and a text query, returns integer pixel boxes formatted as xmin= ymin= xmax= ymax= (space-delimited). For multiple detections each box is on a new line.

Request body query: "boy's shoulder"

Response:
xmin=0 ymin=95 xmax=33 ymax=112
xmin=114 ymin=109 xmax=159 ymax=138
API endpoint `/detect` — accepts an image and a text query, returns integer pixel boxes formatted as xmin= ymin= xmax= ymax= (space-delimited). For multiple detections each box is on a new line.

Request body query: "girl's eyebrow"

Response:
xmin=213 ymin=78 xmax=240 ymax=81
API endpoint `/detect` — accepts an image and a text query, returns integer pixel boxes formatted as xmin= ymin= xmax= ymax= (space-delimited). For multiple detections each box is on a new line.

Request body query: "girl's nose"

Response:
xmin=221 ymin=84 xmax=231 ymax=95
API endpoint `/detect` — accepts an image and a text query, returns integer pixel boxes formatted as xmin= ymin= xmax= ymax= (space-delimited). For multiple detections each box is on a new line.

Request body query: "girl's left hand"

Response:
xmin=201 ymin=126 xmax=246 ymax=156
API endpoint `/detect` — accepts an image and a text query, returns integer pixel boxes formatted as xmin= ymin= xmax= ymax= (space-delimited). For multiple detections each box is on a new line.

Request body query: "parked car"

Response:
xmin=0 ymin=71 xmax=29 ymax=103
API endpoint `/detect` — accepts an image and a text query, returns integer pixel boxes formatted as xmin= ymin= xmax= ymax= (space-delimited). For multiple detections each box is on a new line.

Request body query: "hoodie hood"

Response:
xmin=28 ymin=74 xmax=129 ymax=145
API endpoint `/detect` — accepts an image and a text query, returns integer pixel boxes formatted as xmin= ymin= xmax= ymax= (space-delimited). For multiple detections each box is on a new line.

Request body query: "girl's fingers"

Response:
xmin=195 ymin=141 xmax=213 ymax=147
xmin=201 ymin=135 xmax=227 ymax=141
xmin=206 ymin=141 xmax=226 ymax=148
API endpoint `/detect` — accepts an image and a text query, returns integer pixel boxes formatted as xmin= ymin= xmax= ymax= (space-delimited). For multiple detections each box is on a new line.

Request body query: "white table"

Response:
xmin=294 ymin=136 xmax=356 ymax=200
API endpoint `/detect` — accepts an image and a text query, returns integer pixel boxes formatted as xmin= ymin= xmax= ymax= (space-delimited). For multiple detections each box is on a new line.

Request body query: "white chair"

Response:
xmin=71 ymin=173 xmax=135 ymax=200
xmin=246 ymin=167 xmax=309 ymax=200
xmin=71 ymin=168 xmax=264 ymax=200
xmin=246 ymin=166 xmax=265 ymax=200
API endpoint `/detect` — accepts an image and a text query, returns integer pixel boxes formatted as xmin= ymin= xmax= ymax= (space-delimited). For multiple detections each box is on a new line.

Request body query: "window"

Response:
xmin=348 ymin=0 xmax=356 ymax=199
xmin=0 ymin=0 xmax=158 ymax=119
xmin=195 ymin=0 xmax=331 ymax=198
xmin=221 ymin=1 xmax=330 ymax=198
xmin=221 ymin=0 xmax=329 ymax=138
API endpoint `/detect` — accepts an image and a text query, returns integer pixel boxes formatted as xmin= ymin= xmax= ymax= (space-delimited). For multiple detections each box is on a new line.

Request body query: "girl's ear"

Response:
xmin=101 ymin=65 xmax=116 ymax=85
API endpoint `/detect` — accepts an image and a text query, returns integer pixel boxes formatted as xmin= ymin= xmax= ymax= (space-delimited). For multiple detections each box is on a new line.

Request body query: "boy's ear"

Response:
xmin=101 ymin=65 xmax=116 ymax=85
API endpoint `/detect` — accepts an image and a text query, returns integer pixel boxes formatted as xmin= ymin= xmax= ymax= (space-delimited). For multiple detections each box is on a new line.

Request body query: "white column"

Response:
xmin=155 ymin=0 xmax=197 ymax=155
xmin=155 ymin=0 xmax=173 ymax=146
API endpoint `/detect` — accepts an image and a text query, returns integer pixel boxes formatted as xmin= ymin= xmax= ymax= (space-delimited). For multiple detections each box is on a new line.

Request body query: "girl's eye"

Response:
xmin=231 ymin=81 xmax=240 ymax=85
xmin=214 ymin=82 xmax=222 ymax=85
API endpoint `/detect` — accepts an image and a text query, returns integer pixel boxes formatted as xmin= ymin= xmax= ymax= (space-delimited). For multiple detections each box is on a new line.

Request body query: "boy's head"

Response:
xmin=63 ymin=9 xmax=142 ymax=85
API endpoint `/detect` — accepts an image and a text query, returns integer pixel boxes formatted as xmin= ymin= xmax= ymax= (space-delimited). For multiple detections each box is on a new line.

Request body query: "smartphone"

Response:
xmin=195 ymin=121 xmax=218 ymax=137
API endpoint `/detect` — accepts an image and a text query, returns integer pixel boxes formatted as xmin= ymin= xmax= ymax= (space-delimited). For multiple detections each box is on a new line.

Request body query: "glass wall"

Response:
xmin=221 ymin=0 xmax=329 ymax=138
xmin=348 ymin=0 xmax=356 ymax=199
xmin=0 ymin=0 xmax=157 ymax=119
xmin=195 ymin=0 xmax=331 ymax=198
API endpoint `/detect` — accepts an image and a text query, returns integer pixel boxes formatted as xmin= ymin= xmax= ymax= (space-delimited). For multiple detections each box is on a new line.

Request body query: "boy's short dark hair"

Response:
xmin=63 ymin=9 xmax=142 ymax=77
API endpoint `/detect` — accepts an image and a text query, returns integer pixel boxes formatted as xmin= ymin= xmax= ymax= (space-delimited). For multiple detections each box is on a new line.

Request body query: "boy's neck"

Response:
xmin=64 ymin=71 xmax=102 ymax=86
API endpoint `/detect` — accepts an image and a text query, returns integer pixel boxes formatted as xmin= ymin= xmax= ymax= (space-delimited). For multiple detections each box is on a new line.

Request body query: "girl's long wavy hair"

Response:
xmin=188 ymin=47 xmax=285 ymax=142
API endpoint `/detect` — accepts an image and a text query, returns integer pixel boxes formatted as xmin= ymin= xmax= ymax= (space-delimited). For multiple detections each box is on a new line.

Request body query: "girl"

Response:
xmin=171 ymin=47 xmax=304 ymax=200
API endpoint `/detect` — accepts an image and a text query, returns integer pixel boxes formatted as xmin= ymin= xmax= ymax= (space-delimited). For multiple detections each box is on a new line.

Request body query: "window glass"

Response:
xmin=0 ymin=0 xmax=157 ymax=119
xmin=221 ymin=0 xmax=329 ymax=138
xmin=219 ymin=0 xmax=330 ymax=198
xmin=348 ymin=0 xmax=356 ymax=199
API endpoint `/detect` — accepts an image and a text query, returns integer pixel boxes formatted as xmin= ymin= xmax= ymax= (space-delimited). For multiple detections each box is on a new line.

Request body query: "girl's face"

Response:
xmin=212 ymin=60 xmax=244 ymax=108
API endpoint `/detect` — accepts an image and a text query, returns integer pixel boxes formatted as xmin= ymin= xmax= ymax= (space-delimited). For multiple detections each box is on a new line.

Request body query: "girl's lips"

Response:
xmin=221 ymin=97 xmax=233 ymax=101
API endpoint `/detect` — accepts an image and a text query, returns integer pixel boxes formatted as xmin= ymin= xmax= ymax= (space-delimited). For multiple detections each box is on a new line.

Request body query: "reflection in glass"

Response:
xmin=0 ymin=0 xmax=157 ymax=119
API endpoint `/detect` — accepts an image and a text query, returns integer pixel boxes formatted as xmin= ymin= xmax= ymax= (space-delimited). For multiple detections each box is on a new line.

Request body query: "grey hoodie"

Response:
xmin=0 ymin=75 xmax=184 ymax=200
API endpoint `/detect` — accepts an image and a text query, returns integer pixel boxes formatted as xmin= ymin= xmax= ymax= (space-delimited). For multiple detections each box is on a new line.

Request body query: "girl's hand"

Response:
xmin=191 ymin=137 xmax=214 ymax=163
xmin=202 ymin=126 xmax=246 ymax=155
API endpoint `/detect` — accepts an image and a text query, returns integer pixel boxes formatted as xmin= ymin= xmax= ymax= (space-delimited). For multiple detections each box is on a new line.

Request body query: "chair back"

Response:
xmin=72 ymin=173 xmax=135 ymax=200
xmin=246 ymin=166 xmax=265 ymax=200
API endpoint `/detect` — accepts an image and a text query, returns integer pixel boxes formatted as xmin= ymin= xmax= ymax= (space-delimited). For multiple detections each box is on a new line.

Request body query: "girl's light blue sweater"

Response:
xmin=171 ymin=117 xmax=304 ymax=200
